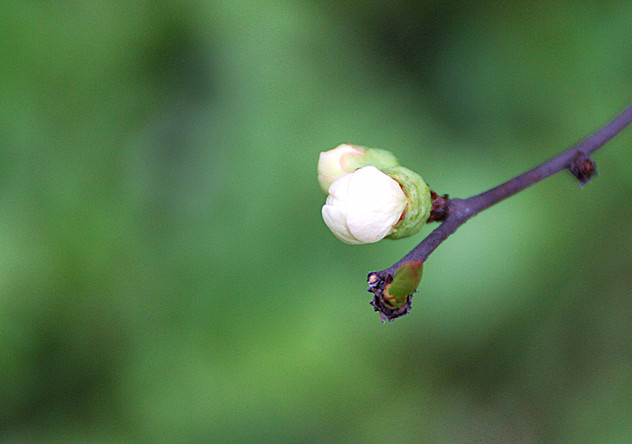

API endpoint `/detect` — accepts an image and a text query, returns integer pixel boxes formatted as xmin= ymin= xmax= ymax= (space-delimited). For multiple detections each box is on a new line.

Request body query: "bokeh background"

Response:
xmin=2 ymin=1 xmax=632 ymax=442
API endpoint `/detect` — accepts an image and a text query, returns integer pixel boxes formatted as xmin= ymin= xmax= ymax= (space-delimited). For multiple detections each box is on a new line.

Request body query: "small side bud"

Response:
xmin=427 ymin=190 xmax=451 ymax=222
xmin=317 ymin=143 xmax=399 ymax=193
xmin=569 ymin=151 xmax=597 ymax=187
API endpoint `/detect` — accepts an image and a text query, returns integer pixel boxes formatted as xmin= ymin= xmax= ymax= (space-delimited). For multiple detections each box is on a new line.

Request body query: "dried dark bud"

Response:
xmin=427 ymin=190 xmax=450 ymax=222
xmin=367 ymin=272 xmax=383 ymax=292
xmin=569 ymin=151 xmax=597 ymax=187
xmin=367 ymin=261 xmax=423 ymax=322
xmin=370 ymin=288 xmax=413 ymax=322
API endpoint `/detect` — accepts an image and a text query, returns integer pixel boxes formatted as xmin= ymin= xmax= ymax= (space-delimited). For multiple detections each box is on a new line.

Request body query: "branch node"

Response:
xmin=427 ymin=190 xmax=451 ymax=222
xmin=569 ymin=151 xmax=598 ymax=187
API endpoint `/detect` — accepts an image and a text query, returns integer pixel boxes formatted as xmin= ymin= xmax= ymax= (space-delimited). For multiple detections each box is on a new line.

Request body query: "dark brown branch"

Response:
xmin=369 ymin=102 xmax=632 ymax=320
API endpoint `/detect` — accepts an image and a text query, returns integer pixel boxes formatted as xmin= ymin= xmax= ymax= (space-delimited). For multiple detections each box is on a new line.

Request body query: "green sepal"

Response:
xmin=384 ymin=166 xmax=431 ymax=240
xmin=343 ymin=146 xmax=399 ymax=173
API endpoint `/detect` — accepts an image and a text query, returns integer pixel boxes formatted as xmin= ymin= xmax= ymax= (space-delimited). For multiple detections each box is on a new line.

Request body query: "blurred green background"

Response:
xmin=1 ymin=1 xmax=631 ymax=442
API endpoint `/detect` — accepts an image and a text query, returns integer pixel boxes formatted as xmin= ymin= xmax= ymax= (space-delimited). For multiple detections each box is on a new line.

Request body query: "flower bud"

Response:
xmin=322 ymin=166 xmax=406 ymax=244
xmin=317 ymin=143 xmax=399 ymax=193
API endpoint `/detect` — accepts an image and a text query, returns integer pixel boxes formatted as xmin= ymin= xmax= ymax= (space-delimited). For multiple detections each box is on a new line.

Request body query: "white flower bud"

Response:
xmin=322 ymin=166 xmax=407 ymax=244
xmin=317 ymin=143 xmax=399 ymax=193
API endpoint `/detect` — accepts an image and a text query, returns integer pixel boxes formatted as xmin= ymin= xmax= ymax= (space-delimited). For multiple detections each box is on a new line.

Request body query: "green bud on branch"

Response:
xmin=368 ymin=260 xmax=424 ymax=322
xmin=383 ymin=260 xmax=424 ymax=309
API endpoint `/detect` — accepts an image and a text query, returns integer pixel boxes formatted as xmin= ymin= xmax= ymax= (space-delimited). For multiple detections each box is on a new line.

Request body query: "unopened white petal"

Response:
xmin=317 ymin=144 xmax=364 ymax=192
xmin=322 ymin=204 xmax=361 ymax=244
xmin=326 ymin=171 xmax=352 ymax=200
xmin=346 ymin=166 xmax=406 ymax=243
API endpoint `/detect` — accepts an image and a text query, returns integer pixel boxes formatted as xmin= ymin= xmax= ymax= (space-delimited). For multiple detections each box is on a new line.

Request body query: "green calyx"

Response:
xmin=344 ymin=146 xmax=399 ymax=172
xmin=384 ymin=166 xmax=431 ymax=240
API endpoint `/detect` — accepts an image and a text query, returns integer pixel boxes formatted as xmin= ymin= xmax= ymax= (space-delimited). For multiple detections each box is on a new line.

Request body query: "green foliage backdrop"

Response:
xmin=1 ymin=1 xmax=631 ymax=442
